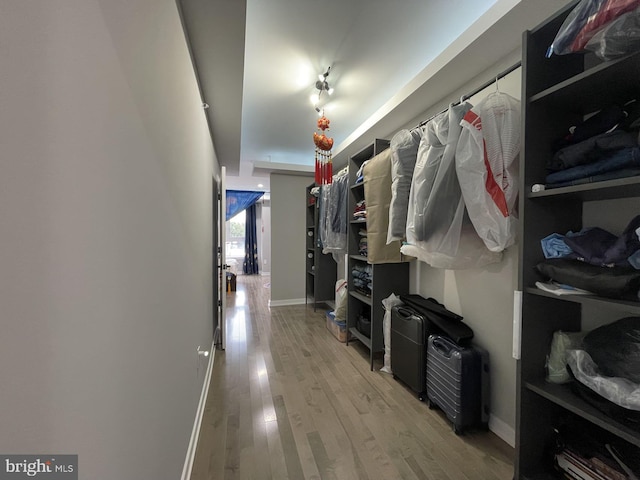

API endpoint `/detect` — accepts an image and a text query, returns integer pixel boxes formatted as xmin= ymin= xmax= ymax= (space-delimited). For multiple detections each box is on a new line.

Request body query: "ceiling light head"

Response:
xmin=310 ymin=93 xmax=320 ymax=105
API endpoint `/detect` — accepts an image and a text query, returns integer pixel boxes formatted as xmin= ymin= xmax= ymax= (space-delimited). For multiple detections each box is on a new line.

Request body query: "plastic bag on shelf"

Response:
xmin=572 ymin=0 xmax=640 ymax=52
xmin=566 ymin=349 xmax=640 ymax=410
xmin=547 ymin=0 xmax=608 ymax=56
xmin=546 ymin=330 xmax=586 ymax=384
xmin=583 ymin=316 xmax=640 ymax=382
xmin=585 ymin=6 xmax=640 ymax=60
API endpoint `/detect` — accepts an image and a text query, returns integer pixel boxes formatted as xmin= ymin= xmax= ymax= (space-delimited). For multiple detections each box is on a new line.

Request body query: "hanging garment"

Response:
xmin=456 ymin=92 xmax=520 ymax=253
xmin=321 ymin=170 xmax=349 ymax=258
xmin=404 ymin=103 xmax=502 ymax=269
xmin=363 ymin=149 xmax=404 ymax=264
xmin=387 ymin=128 xmax=423 ymax=243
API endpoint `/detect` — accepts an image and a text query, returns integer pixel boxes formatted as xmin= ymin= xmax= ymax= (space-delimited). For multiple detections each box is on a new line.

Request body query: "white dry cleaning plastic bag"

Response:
xmin=567 ymin=349 xmax=640 ymax=410
xmin=334 ymin=279 xmax=348 ymax=321
xmin=387 ymin=128 xmax=423 ymax=244
xmin=403 ymin=104 xmax=502 ymax=269
xmin=381 ymin=293 xmax=403 ymax=374
xmin=456 ymin=92 xmax=520 ymax=253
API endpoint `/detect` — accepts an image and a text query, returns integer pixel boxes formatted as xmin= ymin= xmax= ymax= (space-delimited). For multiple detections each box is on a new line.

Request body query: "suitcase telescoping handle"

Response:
xmin=432 ymin=336 xmax=456 ymax=358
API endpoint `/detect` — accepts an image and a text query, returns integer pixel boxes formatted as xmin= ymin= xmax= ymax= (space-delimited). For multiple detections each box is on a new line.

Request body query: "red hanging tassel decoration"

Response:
xmin=313 ymin=115 xmax=334 ymax=185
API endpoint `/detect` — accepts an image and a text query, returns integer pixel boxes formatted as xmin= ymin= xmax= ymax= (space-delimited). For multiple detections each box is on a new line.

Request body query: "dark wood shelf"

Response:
xmin=529 ymin=51 xmax=640 ymax=113
xmin=527 ymin=176 xmax=640 ymax=201
xmin=521 ymin=474 xmax=559 ymax=480
xmin=517 ymin=4 xmax=640 ymax=477
xmin=526 ymin=380 xmax=640 ymax=448
xmin=349 ymin=290 xmax=372 ymax=306
xmin=345 ymin=139 xmax=406 ymax=372
xmin=305 ymin=182 xmax=336 ymax=312
xmin=525 ymin=288 xmax=640 ymax=315
xmin=348 ymin=327 xmax=372 ymax=349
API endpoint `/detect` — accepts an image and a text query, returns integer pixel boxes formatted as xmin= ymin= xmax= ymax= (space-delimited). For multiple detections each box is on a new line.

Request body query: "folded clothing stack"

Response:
xmin=353 ymin=199 xmax=366 ymax=220
xmin=358 ymin=228 xmax=368 ymax=257
xmin=543 ymin=101 xmax=640 ymax=189
xmin=351 ymin=263 xmax=372 ymax=296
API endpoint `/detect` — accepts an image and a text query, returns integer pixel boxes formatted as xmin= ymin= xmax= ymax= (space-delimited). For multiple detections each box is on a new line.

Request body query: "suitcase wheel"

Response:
xmin=426 ymin=399 xmax=435 ymax=410
xmin=418 ymin=393 xmax=425 ymax=402
xmin=453 ymin=425 xmax=463 ymax=436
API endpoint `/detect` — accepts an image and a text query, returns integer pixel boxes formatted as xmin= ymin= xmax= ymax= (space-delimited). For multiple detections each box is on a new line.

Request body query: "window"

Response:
xmin=226 ymin=209 xmax=245 ymax=260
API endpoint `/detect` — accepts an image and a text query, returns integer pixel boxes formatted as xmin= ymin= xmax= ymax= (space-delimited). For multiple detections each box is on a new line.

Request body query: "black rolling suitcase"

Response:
xmin=426 ymin=334 xmax=490 ymax=435
xmin=391 ymin=306 xmax=429 ymax=399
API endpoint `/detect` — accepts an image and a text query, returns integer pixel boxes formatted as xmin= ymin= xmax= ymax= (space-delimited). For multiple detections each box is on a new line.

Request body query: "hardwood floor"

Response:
xmin=191 ymin=275 xmax=514 ymax=480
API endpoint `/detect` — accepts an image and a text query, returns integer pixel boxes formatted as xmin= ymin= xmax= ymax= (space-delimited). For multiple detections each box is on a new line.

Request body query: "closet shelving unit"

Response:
xmin=305 ymin=183 xmax=337 ymax=311
xmin=346 ymin=139 xmax=409 ymax=371
xmin=516 ymin=3 xmax=640 ymax=478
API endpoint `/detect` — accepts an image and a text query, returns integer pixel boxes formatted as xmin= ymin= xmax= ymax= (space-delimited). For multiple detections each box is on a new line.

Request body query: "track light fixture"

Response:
xmin=310 ymin=66 xmax=334 ymax=106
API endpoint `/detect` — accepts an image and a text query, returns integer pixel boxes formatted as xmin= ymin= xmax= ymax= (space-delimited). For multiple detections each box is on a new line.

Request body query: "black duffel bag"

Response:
xmin=399 ymin=294 xmax=473 ymax=345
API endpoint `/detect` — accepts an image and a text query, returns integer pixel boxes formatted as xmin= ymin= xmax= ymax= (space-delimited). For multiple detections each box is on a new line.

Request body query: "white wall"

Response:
xmin=0 ymin=1 xmax=217 ymax=478
xmin=269 ymin=174 xmax=313 ymax=304
xmin=405 ymin=55 xmax=522 ymax=445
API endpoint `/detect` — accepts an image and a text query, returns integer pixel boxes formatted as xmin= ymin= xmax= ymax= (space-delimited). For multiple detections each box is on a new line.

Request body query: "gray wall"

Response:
xmin=270 ymin=174 xmax=313 ymax=304
xmin=0 ymin=1 xmax=217 ymax=478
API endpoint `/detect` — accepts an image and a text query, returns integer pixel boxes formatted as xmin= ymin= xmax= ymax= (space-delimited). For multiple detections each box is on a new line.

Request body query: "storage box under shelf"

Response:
xmin=326 ymin=311 xmax=348 ymax=343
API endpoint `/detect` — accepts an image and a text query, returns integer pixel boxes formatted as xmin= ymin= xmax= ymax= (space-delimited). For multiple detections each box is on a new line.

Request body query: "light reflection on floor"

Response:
xmin=226 ymin=276 xmax=247 ymax=344
xmin=229 ymin=309 xmax=246 ymax=343
xmin=234 ymin=289 xmax=246 ymax=306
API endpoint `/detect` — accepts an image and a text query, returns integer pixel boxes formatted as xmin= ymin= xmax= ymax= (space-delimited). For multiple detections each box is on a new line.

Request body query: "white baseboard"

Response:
xmin=268 ymin=298 xmax=307 ymax=307
xmin=261 ymin=271 xmax=270 ymax=276
xmin=181 ymin=339 xmax=216 ymax=480
xmin=489 ymin=414 xmax=515 ymax=448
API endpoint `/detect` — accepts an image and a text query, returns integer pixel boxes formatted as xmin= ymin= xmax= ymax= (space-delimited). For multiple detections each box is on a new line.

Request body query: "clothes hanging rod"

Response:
xmin=414 ymin=60 xmax=522 ymax=129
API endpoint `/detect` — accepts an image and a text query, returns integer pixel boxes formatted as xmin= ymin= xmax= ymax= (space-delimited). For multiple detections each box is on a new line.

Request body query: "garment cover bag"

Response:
xmin=456 ymin=92 xmax=520 ymax=253
xmin=403 ymin=103 xmax=501 ymax=268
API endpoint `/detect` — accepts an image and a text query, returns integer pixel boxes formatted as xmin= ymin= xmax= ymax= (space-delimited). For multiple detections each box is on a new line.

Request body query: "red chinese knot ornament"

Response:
xmin=314 ymin=115 xmax=333 ymax=184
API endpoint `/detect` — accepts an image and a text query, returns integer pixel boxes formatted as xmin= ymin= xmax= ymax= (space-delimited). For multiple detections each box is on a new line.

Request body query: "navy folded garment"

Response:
xmin=547 ymin=130 xmax=638 ymax=172
xmin=562 ymin=215 xmax=640 ymax=269
xmin=536 ymin=258 xmax=640 ymax=301
xmin=545 ymin=167 xmax=640 ymax=189
xmin=546 ymin=147 xmax=640 ymax=184
xmin=553 ymin=104 xmax=627 ymax=151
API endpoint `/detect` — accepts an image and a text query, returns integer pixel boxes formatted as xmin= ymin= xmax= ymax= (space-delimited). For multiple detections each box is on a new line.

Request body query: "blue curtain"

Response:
xmin=226 ymin=190 xmax=264 ymax=221
xmin=243 ymin=204 xmax=259 ymax=275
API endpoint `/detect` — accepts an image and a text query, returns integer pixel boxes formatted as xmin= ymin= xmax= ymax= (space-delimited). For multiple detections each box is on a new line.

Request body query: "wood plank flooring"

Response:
xmin=191 ymin=275 xmax=514 ymax=480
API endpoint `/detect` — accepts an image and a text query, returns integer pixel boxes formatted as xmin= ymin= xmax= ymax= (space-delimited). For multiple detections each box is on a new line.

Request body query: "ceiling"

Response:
xmin=179 ymin=0 xmax=572 ymax=192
